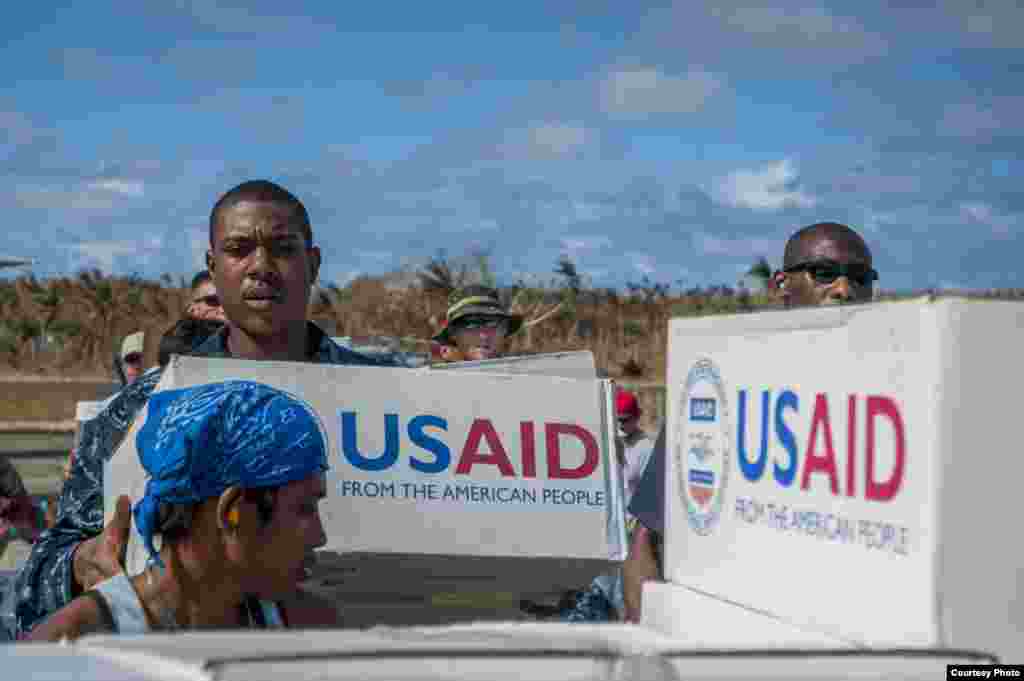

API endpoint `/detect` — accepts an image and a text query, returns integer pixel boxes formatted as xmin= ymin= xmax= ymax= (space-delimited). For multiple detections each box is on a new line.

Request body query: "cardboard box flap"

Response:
xmin=429 ymin=351 xmax=597 ymax=379
xmin=661 ymin=302 xmax=873 ymax=338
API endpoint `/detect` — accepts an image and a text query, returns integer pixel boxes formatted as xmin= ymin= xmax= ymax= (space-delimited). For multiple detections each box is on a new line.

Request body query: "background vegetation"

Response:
xmin=1 ymin=255 xmax=1021 ymax=381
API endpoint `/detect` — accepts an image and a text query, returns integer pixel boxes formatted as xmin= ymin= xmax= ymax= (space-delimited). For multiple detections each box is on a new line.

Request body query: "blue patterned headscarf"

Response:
xmin=133 ymin=380 xmax=329 ymax=565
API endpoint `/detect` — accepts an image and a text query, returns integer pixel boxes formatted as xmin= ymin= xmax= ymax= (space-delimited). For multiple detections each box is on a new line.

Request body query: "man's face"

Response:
xmin=242 ymin=474 xmax=327 ymax=599
xmin=207 ymin=200 xmax=320 ymax=341
xmin=450 ymin=315 xmax=510 ymax=361
xmin=122 ymin=352 xmax=143 ymax=384
xmin=778 ymin=233 xmax=876 ymax=307
xmin=618 ymin=413 xmax=641 ymax=440
xmin=189 ymin=280 xmax=225 ymax=322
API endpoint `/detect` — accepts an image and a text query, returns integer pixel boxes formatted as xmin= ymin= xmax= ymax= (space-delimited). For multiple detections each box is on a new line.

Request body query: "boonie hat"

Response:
xmin=121 ymin=331 xmax=145 ymax=359
xmin=432 ymin=285 xmax=523 ymax=346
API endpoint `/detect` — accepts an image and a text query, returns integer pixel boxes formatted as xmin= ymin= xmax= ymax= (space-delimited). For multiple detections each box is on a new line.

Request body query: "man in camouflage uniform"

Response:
xmin=6 ymin=180 xmax=399 ymax=637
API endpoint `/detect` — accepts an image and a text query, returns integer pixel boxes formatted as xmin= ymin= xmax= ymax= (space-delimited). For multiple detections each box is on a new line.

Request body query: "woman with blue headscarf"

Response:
xmin=29 ymin=380 xmax=339 ymax=640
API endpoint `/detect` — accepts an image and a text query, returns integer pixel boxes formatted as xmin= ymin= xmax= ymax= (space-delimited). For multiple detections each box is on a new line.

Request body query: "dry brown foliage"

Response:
xmin=2 ymin=270 xmax=1022 ymax=380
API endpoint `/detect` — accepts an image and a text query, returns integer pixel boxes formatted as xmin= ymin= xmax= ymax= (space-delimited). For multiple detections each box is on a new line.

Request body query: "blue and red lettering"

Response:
xmin=339 ymin=412 xmax=600 ymax=480
xmin=736 ymin=390 xmax=906 ymax=502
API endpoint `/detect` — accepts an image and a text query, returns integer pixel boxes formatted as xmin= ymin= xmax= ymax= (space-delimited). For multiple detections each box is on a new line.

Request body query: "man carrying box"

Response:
xmin=118 ymin=332 xmax=146 ymax=386
xmin=559 ymin=388 xmax=654 ymax=622
xmin=621 ymin=221 xmax=878 ymax=623
xmin=9 ymin=180 xmax=398 ymax=637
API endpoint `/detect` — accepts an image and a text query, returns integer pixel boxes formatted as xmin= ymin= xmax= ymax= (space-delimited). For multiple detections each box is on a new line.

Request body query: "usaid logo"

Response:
xmin=676 ymin=358 xmax=731 ymax=537
xmin=690 ymin=398 xmax=717 ymax=422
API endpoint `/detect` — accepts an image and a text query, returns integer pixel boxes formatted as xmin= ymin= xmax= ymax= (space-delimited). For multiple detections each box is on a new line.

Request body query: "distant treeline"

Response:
xmin=1 ymin=261 xmax=1021 ymax=379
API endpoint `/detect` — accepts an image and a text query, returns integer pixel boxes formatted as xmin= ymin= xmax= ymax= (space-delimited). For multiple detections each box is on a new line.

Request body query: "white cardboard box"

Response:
xmin=105 ymin=355 xmax=625 ymax=621
xmin=656 ymin=297 xmax=1024 ymax=661
xmin=429 ymin=351 xmax=598 ymax=380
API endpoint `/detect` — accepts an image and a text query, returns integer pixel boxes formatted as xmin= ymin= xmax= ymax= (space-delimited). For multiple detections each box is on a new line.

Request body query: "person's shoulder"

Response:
xmin=25 ymin=592 xmax=108 ymax=642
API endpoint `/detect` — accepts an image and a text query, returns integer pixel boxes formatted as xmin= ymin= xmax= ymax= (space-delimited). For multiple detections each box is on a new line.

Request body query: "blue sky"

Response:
xmin=1 ymin=1 xmax=1021 ymax=291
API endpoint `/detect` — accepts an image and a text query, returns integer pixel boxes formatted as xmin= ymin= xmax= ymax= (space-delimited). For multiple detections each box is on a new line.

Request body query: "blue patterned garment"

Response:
xmin=134 ymin=381 xmax=329 ymax=566
xmin=6 ymin=322 xmax=396 ymax=637
xmin=559 ymin=575 xmax=619 ymax=623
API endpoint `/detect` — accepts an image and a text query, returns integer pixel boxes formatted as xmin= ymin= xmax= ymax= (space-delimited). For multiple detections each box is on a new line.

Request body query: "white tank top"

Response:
xmin=90 ymin=575 xmax=285 ymax=633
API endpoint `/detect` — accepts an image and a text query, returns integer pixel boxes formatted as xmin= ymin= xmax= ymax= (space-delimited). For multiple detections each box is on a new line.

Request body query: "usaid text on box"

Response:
xmin=338 ymin=479 xmax=605 ymax=508
xmin=947 ymin=665 xmax=1024 ymax=679
xmin=335 ymin=413 xmax=608 ymax=509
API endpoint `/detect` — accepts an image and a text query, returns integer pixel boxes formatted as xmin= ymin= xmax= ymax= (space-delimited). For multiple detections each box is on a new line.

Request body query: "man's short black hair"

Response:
xmin=190 ymin=270 xmax=212 ymax=291
xmin=208 ymin=180 xmax=313 ymax=248
xmin=158 ymin=318 xmax=225 ymax=367
xmin=783 ymin=222 xmax=871 ymax=268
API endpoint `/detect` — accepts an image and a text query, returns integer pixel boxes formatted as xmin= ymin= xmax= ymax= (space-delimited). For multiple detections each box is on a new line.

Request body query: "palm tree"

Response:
xmin=67 ymin=269 xmax=117 ymax=365
xmin=32 ymin=279 xmax=63 ymax=353
xmin=418 ymin=251 xmax=466 ymax=296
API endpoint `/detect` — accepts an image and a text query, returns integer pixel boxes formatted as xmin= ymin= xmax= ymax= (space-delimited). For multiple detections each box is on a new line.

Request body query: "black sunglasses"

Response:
xmin=784 ymin=260 xmax=878 ymax=287
xmin=453 ymin=316 xmax=509 ymax=333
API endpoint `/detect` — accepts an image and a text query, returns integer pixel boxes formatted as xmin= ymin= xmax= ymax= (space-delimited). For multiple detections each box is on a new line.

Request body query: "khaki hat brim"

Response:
xmin=432 ymin=307 xmax=523 ymax=345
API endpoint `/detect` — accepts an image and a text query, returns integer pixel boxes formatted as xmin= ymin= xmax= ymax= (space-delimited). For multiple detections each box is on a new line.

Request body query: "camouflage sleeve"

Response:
xmin=559 ymin=578 xmax=618 ymax=623
xmin=10 ymin=372 xmax=159 ymax=635
xmin=9 ymin=414 xmax=106 ymax=635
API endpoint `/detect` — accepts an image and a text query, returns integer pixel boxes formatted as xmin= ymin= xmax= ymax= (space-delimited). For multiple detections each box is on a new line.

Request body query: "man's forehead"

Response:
xmin=790 ymin=232 xmax=871 ymax=265
xmin=218 ymin=200 xmax=305 ymax=236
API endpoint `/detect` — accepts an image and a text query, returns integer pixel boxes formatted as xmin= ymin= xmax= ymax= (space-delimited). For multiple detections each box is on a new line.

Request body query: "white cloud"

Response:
xmin=626 ymin=251 xmax=658 ymax=276
xmin=72 ymin=236 xmax=161 ymax=273
xmin=497 ymin=122 xmax=596 ymax=160
xmin=0 ymin=111 xmax=39 ymax=146
xmin=187 ymin=227 xmax=208 ymax=270
xmin=156 ymin=1 xmax=326 ymax=36
xmin=600 ymin=67 xmax=723 ymax=117
xmin=941 ymin=0 xmax=1024 ymax=48
xmin=694 ymin=232 xmax=783 ymax=259
xmin=939 ymin=97 xmax=1024 ymax=139
xmin=466 ymin=218 xmax=500 ymax=232
xmin=525 ymin=122 xmax=592 ymax=157
xmin=712 ymin=159 xmax=817 ymax=211
xmin=14 ymin=185 xmax=117 ymax=212
xmin=354 ymin=250 xmax=393 ymax=261
xmin=722 ymin=6 xmax=877 ymax=46
xmin=87 ymin=178 xmax=145 ymax=197
xmin=561 ymin=235 xmax=613 ymax=253
xmin=960 ymin=202 xmax=1016 ymax=237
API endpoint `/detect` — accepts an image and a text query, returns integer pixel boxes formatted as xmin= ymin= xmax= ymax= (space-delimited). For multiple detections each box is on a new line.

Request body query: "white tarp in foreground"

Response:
xmin=0 ymin=623 xmax=993 ymax=681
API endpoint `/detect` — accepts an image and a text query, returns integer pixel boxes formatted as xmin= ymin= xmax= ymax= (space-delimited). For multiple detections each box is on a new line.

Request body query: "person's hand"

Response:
xmin=622 ymin=524 xmax=661 ymax=624
xmin=72 ymin=495 xmax=131 ymax=593
xmin=0 ymin=494 xmax=41 ymax=541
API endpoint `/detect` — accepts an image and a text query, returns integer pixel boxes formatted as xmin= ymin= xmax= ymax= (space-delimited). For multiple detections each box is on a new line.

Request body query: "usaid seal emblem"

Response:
xmin=676 ymin=358 xmax=731 ymax=536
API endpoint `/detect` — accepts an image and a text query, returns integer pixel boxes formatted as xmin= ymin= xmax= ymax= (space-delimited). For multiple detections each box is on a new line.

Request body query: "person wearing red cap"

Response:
xmin=552 ymin=387 xmax=653 ymax=623
xmin=615 ymin=389 xmax=654 ymax=511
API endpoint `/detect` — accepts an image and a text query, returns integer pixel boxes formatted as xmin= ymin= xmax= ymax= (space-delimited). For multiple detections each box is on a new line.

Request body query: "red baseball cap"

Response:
xmin=616 ymin=389 xmax=640 ymax=419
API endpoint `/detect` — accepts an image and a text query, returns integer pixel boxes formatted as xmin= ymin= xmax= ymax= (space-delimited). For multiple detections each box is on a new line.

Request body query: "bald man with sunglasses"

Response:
xmin=773 ymin=222 xmax=878 ymax=307
xmin=620 ymin=221 xmax=878 ymax=624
